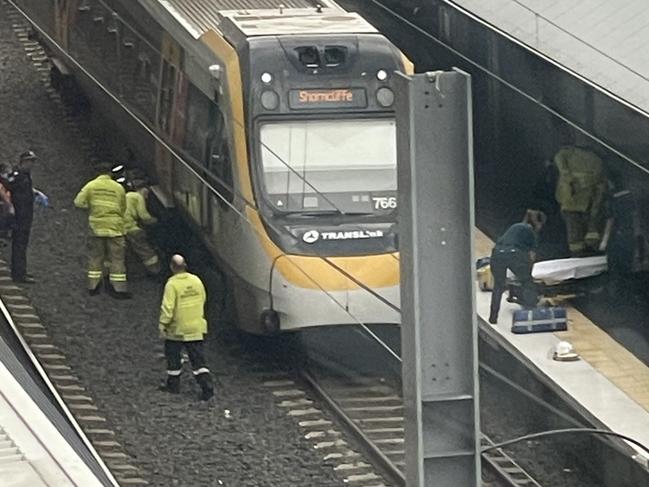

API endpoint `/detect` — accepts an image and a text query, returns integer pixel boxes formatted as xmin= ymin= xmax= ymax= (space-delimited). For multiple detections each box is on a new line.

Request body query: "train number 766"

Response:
xmin=372 ymin=196 xmax=397 ymax=210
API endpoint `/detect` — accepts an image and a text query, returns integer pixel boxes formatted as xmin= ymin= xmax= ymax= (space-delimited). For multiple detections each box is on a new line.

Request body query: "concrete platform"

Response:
xmin=0 ymin=344 xmax=105 ymax=486
xmin=475 ymin=229 xmax=649 ymax=462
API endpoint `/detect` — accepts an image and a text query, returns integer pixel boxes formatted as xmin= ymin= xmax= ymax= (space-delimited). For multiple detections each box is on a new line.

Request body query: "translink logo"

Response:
xmin=302 ymin=229 xmax=384 ymax=244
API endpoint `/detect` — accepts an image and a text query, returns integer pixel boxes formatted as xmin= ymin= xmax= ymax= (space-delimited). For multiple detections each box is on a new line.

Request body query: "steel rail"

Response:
xmin=0 ymin=299 xmax=118 ymax=486
xmin=301 ymin=367 xmax=543 ymax=487
xmin=300 ymin=369 xmax=406 ymax=486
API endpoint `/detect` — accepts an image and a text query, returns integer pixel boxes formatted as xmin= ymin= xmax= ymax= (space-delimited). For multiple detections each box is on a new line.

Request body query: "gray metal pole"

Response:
xmin=396 ymin=70 xmax=480 ymax=486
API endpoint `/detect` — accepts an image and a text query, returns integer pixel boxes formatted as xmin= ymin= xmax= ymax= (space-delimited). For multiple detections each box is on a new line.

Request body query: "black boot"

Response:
xmin=107 ymin=282 xmax=132 ymax=300
xmin=488 ymin=311 xmax=498 ymax=325
xmin=89 ymin=281 xmax=102 ymax=296
xmin=159 ymin=376 xmax=180 ymax=394
xmin=196 ymin=374 xmax=214 ymax=401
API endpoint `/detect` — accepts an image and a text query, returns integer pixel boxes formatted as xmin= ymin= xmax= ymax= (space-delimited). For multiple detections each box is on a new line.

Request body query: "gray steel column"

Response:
xmin=396 ymin=70 xmax=480 ymax=487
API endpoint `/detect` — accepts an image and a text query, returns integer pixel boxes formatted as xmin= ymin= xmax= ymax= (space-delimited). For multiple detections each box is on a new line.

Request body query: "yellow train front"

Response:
xmin=13 ymin=0 xmax=410 ymax=333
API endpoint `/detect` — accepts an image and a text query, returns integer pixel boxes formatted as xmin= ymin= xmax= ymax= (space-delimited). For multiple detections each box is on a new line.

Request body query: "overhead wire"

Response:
xmin=479 ymin=362 xmax=584 ymax=429
xmin=95 ymin=0 xmax=404 ymax=303
xmin=17 ymin=1 xmax=649 ymax=456
xmin=368 ymin=0 xmax=649 ymax=177
xmin=508 ymin=0 xmax=649 ymax=88
xmin=6 ymin=0 xmax=401 ymax=359
xmin=94 ymin=0 xmax=401 ymax=266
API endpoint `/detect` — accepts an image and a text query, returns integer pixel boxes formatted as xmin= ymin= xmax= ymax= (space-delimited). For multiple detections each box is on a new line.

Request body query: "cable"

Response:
xmin=479 ymin=362 xmax=584 ymax=428
xmin=507 ymin=0 xmax=649 ymax=86
xmin=5 ymin=0 xmax=401 ymax=358
xmin=368 ymin=0 xmax=649 ymax=177
xmin=481 ymin=428 xmax=649 ymax=458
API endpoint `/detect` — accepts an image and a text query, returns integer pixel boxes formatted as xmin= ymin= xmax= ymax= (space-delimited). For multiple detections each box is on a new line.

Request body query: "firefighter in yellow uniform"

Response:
xmin=124 ymin=180 xmax=160 ymax=276
xmin=74 ymin=163 xmax=129 ymax=297
xmin=158 ymin=254 xmax=214 ymax=401
xmin=554 ymin=145 xmax=607 ymax=256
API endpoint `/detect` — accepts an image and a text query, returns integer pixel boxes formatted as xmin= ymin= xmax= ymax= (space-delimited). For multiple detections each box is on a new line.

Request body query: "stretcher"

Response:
xmin=477 ymin=255 xmax=608 ymax=301
xmin=507 ymin=255 xmax=608 ymax=304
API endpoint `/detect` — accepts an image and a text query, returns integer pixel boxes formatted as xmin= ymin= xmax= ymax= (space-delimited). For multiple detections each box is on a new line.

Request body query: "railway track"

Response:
xmin=299 ymin=368 xmax=543 ymax=487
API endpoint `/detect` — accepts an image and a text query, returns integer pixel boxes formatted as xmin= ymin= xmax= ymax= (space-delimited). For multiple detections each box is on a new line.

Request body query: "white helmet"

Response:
xmin=553 ymin=341 xmax=579 ymax=361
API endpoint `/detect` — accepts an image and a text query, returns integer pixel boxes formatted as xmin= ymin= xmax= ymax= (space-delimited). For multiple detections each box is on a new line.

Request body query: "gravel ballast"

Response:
xmin=0 ymin=5 xmax=343 ymax=486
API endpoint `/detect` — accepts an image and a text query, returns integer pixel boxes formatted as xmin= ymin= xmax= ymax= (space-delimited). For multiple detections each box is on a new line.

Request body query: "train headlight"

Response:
xmin=261 ymin=90 xmax=280 ymax=110
xmin=376 ymin=69 xmax=388 ymax=81
xmin=261 ymin=72 xmax=273 ymax=84
xmin=376 ymin=87 xmax=395 ymax=107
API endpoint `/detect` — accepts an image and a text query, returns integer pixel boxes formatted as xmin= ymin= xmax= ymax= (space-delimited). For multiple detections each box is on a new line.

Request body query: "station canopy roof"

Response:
xmin=446 ymin=0 xmax=649 ymax=117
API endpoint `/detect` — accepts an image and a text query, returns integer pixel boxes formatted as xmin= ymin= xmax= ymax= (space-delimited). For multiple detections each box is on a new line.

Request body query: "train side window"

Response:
xmin=183 ymin=83 xmax=211 ymax=161
xmin=207 ymin=108 xmax=233 ymax=203
xmin=182 ymin=82 xmax=233 ymax=203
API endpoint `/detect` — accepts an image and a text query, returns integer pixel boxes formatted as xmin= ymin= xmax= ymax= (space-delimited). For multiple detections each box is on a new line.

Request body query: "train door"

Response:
xmin=154 ymin=33 xmax=187 ymax=202
xmin=203 ymin=104 xmax=233 ymax=239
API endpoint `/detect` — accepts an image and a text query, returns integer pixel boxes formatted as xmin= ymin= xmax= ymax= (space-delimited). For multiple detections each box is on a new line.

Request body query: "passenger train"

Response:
xmin=12 ymin=0 xmax=412 ymax=333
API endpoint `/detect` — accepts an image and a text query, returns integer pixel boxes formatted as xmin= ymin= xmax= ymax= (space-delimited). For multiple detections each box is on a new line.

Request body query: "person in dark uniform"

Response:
xmin=5 ymin=151 xmax=48 ymax=283
xmin=489 ymin=210 xmax=547 ymax=324
xmin=604 ymin=189 xmax=636 ymax=300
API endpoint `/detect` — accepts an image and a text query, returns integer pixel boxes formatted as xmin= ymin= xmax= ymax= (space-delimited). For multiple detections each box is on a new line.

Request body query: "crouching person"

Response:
xmin=488 ymin=210 xmax=546 ymax=324
xmin=159 ymin=254 xmax=214 ymax=401
xmin=124 ymin=180 xmax=160 ymax=276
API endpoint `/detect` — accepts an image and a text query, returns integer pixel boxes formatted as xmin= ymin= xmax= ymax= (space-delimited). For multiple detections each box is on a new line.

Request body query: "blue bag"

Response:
xmin=512 ymin=307 xmax=567 ymax=334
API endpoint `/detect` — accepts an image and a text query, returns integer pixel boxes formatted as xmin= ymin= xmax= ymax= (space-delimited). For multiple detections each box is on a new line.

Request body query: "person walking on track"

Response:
xmin=74 ymin=162 xmax=129 ymax=298
xmin=159 ymin=254 xmax=214 ymax=401
xmin=488 ymin=209 xmax=546 ymax=324
xmin=5 ymin=151 xmax=48 ymax=283
xmin=124 ymin=179 xmax=160 ymax=276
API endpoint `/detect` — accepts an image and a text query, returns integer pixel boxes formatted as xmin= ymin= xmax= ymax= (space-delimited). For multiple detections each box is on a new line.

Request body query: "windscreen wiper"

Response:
xmin=277 ymin=209 xmax=375 ymax=217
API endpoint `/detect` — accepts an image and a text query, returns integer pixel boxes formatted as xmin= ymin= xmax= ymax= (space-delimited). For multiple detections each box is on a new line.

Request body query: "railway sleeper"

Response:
xmin=304 ymin=429 xmax=342 ymax=440
xmin=323 ymin=450 xmax=362 ymax=461
xmin=344 ymin=472 xmax=382 ymax=484
xmin=333 ymin=462 xmax=372 ymax=472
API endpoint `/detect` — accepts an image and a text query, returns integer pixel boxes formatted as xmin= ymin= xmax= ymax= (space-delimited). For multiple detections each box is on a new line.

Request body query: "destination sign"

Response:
xmin=289 ymin=88 xmax=367 ymax=110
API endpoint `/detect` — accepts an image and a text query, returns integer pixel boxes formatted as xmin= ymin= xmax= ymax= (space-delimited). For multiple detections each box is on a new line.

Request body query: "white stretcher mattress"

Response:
xmin=507 ymin=256 xmax=608 ymax=285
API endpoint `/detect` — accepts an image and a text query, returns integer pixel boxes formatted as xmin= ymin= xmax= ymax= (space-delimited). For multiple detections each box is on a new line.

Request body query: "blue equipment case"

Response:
xmin=512 ymin=307 xmax=567 ymax=334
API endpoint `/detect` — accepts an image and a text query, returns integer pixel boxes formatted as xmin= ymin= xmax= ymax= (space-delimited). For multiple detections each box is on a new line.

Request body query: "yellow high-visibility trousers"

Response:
xmin=87 ymin=235 xmax=127 ymax=292
xmin=126 ymin=228 xmax=160 ymax=275
xmin=562 ymin=210 xmax=601 ymax=255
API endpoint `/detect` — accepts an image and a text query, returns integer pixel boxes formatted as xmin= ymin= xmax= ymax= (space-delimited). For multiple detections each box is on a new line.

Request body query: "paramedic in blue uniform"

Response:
xmin=488 ymin=210 xmax=546 ymax=324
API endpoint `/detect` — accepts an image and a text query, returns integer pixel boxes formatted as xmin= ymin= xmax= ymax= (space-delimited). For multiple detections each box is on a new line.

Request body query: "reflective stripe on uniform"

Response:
xmin=192 ymin=367 xmax=210 ymax=376
xmin=109 ymin=273 xmax=127 ymax=282
xmin=144 ymin=255 xmax=159 ymax=266
xmin=569 ymin=242 xmax=585 ymax=252
xmin=87 ymin=270 xmax=103 ymax=278
xmin=166 ymin=369 xmax=182 ymax=376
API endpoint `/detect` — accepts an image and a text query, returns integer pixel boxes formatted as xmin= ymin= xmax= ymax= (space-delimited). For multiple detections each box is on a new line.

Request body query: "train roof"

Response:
xmin=156 ymin=0 xmax=376 ymax=39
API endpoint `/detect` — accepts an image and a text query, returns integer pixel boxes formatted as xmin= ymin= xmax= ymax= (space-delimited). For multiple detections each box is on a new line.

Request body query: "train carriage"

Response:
xmin=12 ymin=0 xmax=412 ymax=333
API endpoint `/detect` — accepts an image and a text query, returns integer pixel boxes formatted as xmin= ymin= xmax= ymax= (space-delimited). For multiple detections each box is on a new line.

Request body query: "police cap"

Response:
xmin=19 ymin=150 xmax=37 ymax=161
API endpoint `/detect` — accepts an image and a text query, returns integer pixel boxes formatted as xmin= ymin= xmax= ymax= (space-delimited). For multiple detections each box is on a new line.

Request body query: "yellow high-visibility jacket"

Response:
xmin=554 ymin=147 xmax=606 ymax=213
xmin=74 ymin=174 xmax=126 ymax=237
xmin=159 ymin=272 xmax=207 ymax=342
xmin=124 ymin=191 xmax=157 ymax=234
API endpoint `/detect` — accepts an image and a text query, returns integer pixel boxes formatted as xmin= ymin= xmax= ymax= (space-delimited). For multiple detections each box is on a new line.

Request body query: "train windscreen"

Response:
xmin=259 ymin=119 xmax=397 ymax=214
